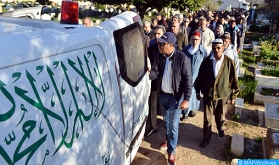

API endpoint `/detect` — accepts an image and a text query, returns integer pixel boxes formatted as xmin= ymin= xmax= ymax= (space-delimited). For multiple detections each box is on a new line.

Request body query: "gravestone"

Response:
xmin=235 ymin=98 xmax=244 ymax=118
xmin=231 ymin=134 xmax=244 ymax=157
xmin=265 ymin=103 xmax=279 ymax=129
xmin=266 ymin=128 xmax=279 ymax=159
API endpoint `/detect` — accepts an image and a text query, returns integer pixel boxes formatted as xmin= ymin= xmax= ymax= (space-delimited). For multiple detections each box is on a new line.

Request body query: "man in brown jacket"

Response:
xmin=194 ymin=39 xmax=239 ymax=148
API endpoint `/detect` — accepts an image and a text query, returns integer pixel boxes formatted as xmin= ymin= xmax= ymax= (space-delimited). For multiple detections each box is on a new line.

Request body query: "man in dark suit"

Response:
xmin=171 ymin=22 xmax=188 ymax=51
xmin=144 ymin=21 xmax=154 ymax=40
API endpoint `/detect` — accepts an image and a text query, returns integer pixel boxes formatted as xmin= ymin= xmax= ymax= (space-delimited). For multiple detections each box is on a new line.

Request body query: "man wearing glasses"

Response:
xmin=148 ymin=32 xmax=192 ymax=165
xmin=194 ymin=39 xmax=239 ymax=148
xmin=180 ymin=18 xmax=191 ymax=38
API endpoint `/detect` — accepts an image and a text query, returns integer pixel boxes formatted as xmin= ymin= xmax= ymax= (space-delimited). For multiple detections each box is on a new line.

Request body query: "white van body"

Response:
xmin=0 ymin=11 xmax=150 ymax=165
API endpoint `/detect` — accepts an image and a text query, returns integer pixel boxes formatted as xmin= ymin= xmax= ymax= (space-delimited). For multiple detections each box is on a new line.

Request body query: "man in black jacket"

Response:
xmin=148 ymin=32 xmax=192 ymax=165
xmin=144 ymin=26 xmax=165 ymax=137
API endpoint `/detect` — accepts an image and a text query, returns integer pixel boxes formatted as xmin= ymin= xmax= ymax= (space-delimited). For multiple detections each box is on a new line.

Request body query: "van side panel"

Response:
xmin=0 ymin=45 xmax=124 ymax=165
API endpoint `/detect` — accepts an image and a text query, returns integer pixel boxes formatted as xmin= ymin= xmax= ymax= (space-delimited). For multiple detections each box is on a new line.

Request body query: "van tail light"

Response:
xmin=60 ymin=1 xmax=79 ymax=24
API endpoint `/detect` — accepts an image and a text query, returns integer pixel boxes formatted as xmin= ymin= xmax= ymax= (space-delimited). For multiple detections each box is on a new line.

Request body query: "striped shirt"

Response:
xmin=161 ymin=50 xmax=175 ymax=94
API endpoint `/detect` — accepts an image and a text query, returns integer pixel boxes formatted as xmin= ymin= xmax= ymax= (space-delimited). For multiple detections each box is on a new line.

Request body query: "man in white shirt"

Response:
xmin=195 ymin=39 xmax=239 ymax=148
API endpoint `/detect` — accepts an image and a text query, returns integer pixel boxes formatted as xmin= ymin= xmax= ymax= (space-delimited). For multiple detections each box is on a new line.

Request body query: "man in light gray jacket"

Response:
xmin=196 ymin=17 xmax=215 ymax=54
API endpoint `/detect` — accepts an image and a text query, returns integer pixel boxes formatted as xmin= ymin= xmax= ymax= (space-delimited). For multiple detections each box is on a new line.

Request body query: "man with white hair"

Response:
xmin=178 ymin=14 xmax=183 ymax=25
xmin=83 ymin=17 xmax=93 ymax=27
xmin=144 ymin=21 xmax=154 ymax=40
xmin=195 ymin=39 xmax=239 ymax=148
xmin=196 ymin=17 xmax=215 ymax=54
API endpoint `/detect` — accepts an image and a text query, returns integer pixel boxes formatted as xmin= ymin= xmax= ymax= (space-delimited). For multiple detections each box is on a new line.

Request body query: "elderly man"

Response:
xmin=196 ymin=17 xmax=215 ymax=54
xmin=144 ymin=21 xmax=154 ymax=40
xmin=172 ymin=22 xmax=188 ymax=50
xmin=144 ymin=26 xmax=165 ymax=137
xmin=83 ymin=17 xmax=93 ymax=27
xmin=148 ymin=32 xmax=192 ymax=164
xmin=181 ymin=31 xmax=208 ymax=121
xmin=152 ymin=19 xmax=158 ymax=29
xmin=222 ymin=33 xmax=240 ymax=77
xmin=172 ymin=16 xmax=179 ymax=23
xmin=194 ymin=39 xmax=239 ymax=148
xmin=178 ymin=14 xmax=183 ymax=24
xmin=215 ymin=24 xmax=224 ymax=39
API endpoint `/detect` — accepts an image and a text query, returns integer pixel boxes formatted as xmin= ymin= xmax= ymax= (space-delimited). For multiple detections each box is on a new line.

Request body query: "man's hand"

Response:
xmin=196 ymin=94 xmax=201 ymax=100
xmin=179 ymin=100 xmax=189 ymax=110
xmin=231 ymin=100 xmax=235 ymax=104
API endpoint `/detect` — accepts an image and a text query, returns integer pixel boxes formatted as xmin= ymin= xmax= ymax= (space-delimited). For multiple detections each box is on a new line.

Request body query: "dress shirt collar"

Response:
xmin=163 ymin=49 xmax=175 ymax=59
xmin=210 ymin=53 xmax=224 ymax=62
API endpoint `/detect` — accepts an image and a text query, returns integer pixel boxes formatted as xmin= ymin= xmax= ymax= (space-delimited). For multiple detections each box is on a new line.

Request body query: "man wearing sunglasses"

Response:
xmin=148 ymin=32 xmax=192 ymax=165
xmin=194 ymin=39 xmax=239 ymax=148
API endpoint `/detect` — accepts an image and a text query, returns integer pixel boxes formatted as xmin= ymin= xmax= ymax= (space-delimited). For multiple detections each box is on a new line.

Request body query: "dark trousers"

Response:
xmin=148 ymin=91 xmax=158 ymax=129
xmin=203 ymin=98 xmax=228 ymax=142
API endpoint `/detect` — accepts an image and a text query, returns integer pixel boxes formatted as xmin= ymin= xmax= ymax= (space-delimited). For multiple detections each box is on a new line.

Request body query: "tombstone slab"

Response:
xmin=231 ymin=134 xmax=244 ymax=157
xmin=266 ymin=128 xmax=279 ymax=159
xmin=265 ymin=102 xmax=279 ymax=129
xmin=235 ymin=98 xmax=244 ymax=118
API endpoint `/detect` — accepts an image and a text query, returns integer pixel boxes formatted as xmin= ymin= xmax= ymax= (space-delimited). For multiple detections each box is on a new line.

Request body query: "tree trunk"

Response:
xmin=136 ymin=5 xmax=147 ymax=20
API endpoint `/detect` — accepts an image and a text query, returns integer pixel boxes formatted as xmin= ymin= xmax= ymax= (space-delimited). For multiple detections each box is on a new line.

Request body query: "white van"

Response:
xmin=0 ymin=11 xmax=150 ymax=165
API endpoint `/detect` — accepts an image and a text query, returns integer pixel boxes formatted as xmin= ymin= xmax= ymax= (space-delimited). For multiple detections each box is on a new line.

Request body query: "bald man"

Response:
xmin=83 ymin=17 xmax=93 ymax=27
xmin=171 ymin=22 xmax=188 ymax=50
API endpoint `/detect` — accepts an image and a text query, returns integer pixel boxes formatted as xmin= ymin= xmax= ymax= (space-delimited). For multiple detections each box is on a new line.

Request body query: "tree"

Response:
xmin=258 ymin=0 xmax=279 ymax=33
xmin=94 ymin=0 xmax=205 ymax=19
xmin=203 ymin=0 xmax=219 ymax=11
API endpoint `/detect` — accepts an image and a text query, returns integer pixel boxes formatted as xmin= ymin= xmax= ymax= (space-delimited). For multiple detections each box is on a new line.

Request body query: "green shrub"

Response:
xmin=232 ymin=113 xmax=240 ymax=121
xmin=260 ymin=37 xmax=279 ymax=61
xmin=238 ymin=74 xmax=258 ymax=103
xmin=239 ymin=53 xmax=256 ymax=64
xmin=261 ymin=68 xmax=279 ymax=77
xmin=249 ymin=25 xmax=263 ymax=32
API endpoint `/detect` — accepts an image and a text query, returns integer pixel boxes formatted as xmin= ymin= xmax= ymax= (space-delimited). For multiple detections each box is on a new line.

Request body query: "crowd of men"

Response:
xmin=144 ymin=9 xmax=248 ymax=165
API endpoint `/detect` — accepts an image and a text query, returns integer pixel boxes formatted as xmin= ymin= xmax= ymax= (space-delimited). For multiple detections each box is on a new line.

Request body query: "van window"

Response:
xmin=113 ymin=22 xmax=146 ymax=87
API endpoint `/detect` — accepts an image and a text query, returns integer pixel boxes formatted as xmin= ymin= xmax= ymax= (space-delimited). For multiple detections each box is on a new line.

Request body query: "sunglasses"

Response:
xmin=212 ymin=47 xmax=222 ymax=50
xmin=158 ymin=42 xmax=168 ymax=46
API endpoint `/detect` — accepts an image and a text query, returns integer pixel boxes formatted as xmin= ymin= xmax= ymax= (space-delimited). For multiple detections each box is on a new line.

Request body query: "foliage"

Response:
xmin=94 ymin=0 xmax=205 ymax=19
xmin=250 ymin=35 xmax=265 ymax=41
xmin=261 ymin=88 xmax=273 ymax=96
xmin=217 ymin=0 xmax=223 ymax=6
xmin=239 ymin=53 xmax=256 ymax=64
xmin=257 ymin=0 xmax=279 ymax=33
xmin=263 ymin=61 xmax=279 ymax=67
xmin=260 ymin=35 xmax=273 ymax=42
xmin=36 ymin=0 xmax=50 ymax=5
xmin=244 ymin=132 xmax=251 ymax=138
xmin=232 ymin=113 xmax=240 ymax=121
xmin=249 ymin=25 xmax=263 ymax=33
xmin=255 ymin=136 xmax=262 ymax=143
xmin=261 ymin=68 xmax=279 ymax=77
xmin=238 ymin=74 xmax=258 ymax=103
xmin=95 ymin=4 xmax=106 ymax=10
xmin=203 ymin=0 xmax=219 ymax=11
xmin=259 ymin=37 xmax=279 ymax=60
